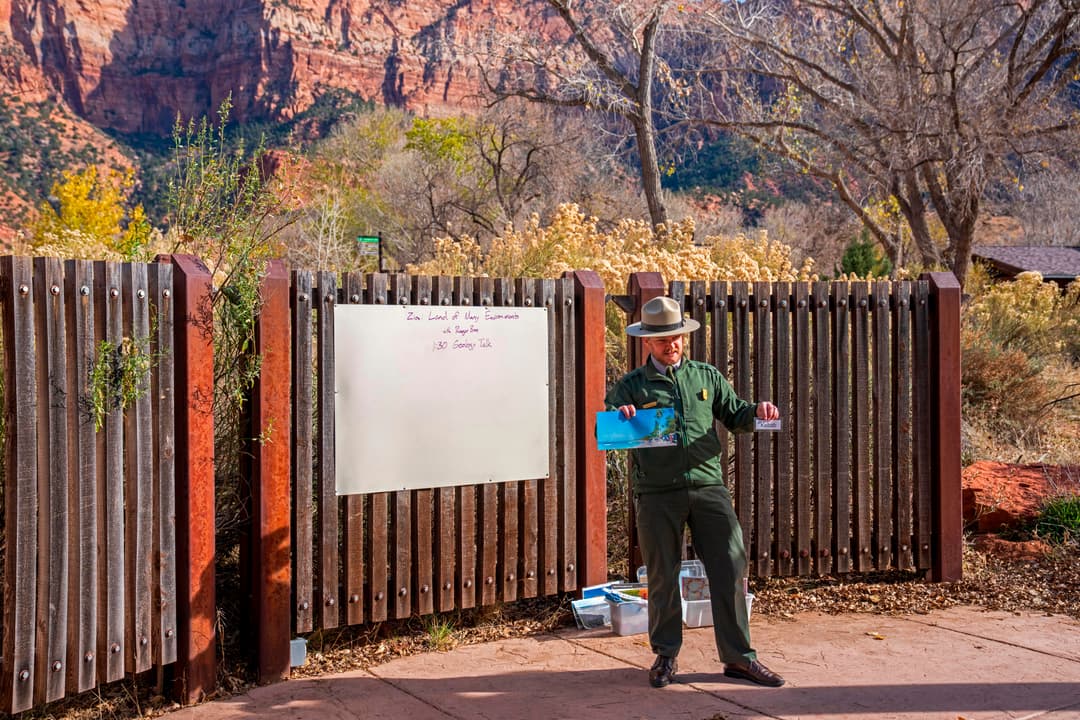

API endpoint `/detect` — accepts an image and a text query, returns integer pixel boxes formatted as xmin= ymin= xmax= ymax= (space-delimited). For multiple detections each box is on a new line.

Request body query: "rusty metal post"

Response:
xmin=159 ymin=254 xmax=216 ymax=703
xmin=624 ymin=272 xmax=667 ymax=575
xmin=251 ymin=260 xmax=292 ymax=682
xmin=569 ymin=270 xmax=608 ymax=588
xmin=923 ymin=272 xmax=962 ymax=582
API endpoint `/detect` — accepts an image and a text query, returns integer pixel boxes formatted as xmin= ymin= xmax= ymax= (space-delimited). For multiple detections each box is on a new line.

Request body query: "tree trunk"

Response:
xmin=634 ymin=7 xmax=669 ymax=232
xmin=898 ymin=172 xmax=942 ymax=270
xmin=634 ymin=114 xmax=669 ymax=230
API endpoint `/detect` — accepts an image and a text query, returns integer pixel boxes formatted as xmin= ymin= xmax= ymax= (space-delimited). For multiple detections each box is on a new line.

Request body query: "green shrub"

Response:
xmin=1033 ymin=495 xmax=1080 ymax=544
xmin=835 ymin=230 xmax=892 ymax=278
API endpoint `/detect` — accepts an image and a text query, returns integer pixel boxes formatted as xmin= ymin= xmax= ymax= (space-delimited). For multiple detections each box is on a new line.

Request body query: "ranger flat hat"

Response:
xmin=625 ymin=296 xmax=701 ymax=337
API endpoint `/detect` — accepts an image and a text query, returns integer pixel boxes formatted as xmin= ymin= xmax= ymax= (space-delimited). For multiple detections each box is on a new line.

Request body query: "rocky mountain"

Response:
xmin=0 ymin=0 xmax=555 ymax=244
xmin=1 ymin=0 xmax=546 ymax=136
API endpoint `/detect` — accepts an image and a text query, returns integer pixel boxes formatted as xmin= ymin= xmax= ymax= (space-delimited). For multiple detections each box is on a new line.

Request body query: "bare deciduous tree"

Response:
xmin=695 ymin=0 xmax=1080 ymax=285
xmin=480 ymin=0 xmax=712 ymax=231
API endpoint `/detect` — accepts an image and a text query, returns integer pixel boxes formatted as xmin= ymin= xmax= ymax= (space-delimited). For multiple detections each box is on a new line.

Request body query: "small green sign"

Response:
xmin=357 ymin=235 xmax=380 ymax=256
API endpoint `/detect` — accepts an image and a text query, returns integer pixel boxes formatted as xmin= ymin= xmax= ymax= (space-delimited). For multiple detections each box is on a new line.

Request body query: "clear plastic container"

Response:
xmin=608 ymin=597 xmax=649 ymax=635
xmin=681 ymin=592 xmax=755 ymax=628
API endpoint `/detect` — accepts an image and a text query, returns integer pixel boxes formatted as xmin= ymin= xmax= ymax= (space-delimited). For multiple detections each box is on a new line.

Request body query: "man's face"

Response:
xmin=643 ymin=334 xmax=685 ymax=367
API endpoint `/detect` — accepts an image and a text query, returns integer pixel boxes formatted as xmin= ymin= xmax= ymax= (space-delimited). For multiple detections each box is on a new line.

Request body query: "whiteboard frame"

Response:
xmin=334 ymin=303 xmax=551 ymax=494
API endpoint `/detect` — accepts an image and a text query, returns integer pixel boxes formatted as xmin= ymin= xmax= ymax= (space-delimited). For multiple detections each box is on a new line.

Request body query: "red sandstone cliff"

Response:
xmin=0 ymin=0 xmax=550 ymax=136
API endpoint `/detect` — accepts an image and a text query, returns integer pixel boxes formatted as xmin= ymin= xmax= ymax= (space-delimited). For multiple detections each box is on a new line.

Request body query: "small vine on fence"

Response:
xmin=87 ymin=334 xmax=156 ymax=431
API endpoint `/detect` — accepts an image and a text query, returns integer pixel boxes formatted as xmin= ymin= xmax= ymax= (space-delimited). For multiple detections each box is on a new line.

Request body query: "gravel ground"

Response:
xmin=24 ymin=540 xmax=1080 ymax=719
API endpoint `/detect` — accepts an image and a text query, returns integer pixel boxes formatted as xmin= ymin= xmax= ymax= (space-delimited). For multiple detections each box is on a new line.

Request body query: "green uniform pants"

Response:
xmin=635 ymin=484 xmax=756 ymax=664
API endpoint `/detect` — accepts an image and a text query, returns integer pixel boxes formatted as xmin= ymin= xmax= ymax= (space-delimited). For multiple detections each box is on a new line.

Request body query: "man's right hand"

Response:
xmin=618 ymin=405 xmax=636 ymax=419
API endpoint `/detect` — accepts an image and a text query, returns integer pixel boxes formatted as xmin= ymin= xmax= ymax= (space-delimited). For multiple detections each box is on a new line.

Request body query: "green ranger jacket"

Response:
xmin=604 ymin=359 xmax=758 ymax=494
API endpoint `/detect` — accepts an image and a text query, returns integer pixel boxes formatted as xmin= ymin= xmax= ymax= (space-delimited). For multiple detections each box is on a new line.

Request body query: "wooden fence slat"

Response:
xmin=731 ymin=283 xmax=753 ymax=554
xmin=689 ymin=281 xmax=707 ymax=363
xmin=339 ymin=273 xmax=365 ymax=626
xmin=66 ymin=260 xmax=99 ymax=691
xmin=409 ymin=275 xmax=436 ymax=616
xmin=452 ymin=276 xmax=477 ymax=609
xmin=1 ymin=256 xmax=39 ymax=714
xmin=315 ymin=271 xmax=340 ymax=628
xmin=774 ymin=282 xmax=793 ymax=576
xmin=556 ymin=278 xmax=578 ymax=592
xmin=850 ymin=281 xmax=871 ymax=572
xmin=494 ymin=278 xmax=520 ymax=603
xmin=710 ymin=282 xmax=730 ymax=471
xmin=811 ymin=282 xmax=833 ymax=575
xmin=871 ymin=282 xmax=893 ymax=570
xmin=390 ymin=274 xmax=413 ymax=619
xmin=912 ymin=281 xmax=933 ymax=569
xmin=34 ymin=257 xmax=70 ymax=703
xmin=96 ymin=261 xmax=125 ymax=683
xmin=892 ymin=282 xmax=915 ymax=571
xmin=431 ymin=276 xmax=457 ymax=612
xmin=474 ymin=277 xmax=498 ymax=605
xmin=364 ymin=272 xmax=390 ymax=622
xmin=831 ymin=281 xmax=852 ymax=573
xmin=537 ymin=278 xmax=558 ymax=596
xmin=148 ymin=264 xmax=177 ymax=667
xmin=393 ymin=474 xmax=412 ymax=621
xmin=792 ymin=282 xmax=812 ymax=575
xmin=122 ymin=262 xmax=154 ymax=675
xmin=751 ymin=282 xmax=773 ymax=577
xmin=516 ymin=278 xmax=540 ymax=600
xmin=669 ymin=281 xmax=685 ymax=314
xmin=291 ymin=271 xmax=314 ymax=632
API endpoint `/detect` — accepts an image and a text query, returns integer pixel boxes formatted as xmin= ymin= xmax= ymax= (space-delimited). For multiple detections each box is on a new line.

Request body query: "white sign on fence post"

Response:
xmin=334 ymin=303 xmax=551 ymax=494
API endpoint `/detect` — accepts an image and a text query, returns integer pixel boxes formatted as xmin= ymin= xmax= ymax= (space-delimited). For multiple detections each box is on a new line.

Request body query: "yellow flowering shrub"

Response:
xmin=408 ymin=203 xmax=817 ymax=290
xmin=964 ymin=267 xmax=1077 ymax=359
xmin=30 ymin=166 xmax=155 ymax=260
xmin=961 ymin=265 xmax=1080 ymax=443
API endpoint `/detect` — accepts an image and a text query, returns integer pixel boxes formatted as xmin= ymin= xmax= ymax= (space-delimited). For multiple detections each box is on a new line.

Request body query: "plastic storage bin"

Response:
xmin=605 ymin=582 xmax=649 ymax=636
xmin=681 ymin=592 xmax=755 ymax=628
xmin=608 ymin=597 xmax=649 ymax=635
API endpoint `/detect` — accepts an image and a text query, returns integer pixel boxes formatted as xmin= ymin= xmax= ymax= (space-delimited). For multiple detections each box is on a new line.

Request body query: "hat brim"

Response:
xmin=625 ymin=317 xmax=701 ymax=337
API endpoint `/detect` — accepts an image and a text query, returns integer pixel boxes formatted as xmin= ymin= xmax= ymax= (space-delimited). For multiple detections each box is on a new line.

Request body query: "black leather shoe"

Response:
xmin=649 ymin=655 xmax=678 ymax=688
xmin=724 ymin=659 xmax=785 ymax=687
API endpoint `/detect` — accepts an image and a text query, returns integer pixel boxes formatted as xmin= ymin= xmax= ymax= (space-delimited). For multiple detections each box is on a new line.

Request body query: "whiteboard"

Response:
xmin=334 ymin=304 xmax=550 ymax=494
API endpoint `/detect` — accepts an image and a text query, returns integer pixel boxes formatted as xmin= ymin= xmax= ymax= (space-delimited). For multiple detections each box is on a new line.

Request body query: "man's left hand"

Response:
xmin=756 ymin=401 xmax=780 ymax=420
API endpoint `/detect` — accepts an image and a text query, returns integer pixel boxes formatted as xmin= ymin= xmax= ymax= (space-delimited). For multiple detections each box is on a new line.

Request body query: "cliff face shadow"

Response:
xmin=74 ymin=0 xmax=296 ymax=136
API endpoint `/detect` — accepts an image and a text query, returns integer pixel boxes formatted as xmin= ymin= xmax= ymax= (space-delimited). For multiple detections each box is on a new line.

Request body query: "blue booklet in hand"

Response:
xmin=596 ymin=408 xmax=678 ymax=450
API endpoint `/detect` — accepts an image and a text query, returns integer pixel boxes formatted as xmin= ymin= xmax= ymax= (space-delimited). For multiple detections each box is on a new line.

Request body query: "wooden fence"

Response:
xmin=242 ymin=266 xmax=609 ymax=682
xmin=618 ymin=272 xmax=961 ymax=583
xmin=0 ymin=255 xmax=216 ymax=714
xmin=0 ymin=255 xmax=960 ymax=714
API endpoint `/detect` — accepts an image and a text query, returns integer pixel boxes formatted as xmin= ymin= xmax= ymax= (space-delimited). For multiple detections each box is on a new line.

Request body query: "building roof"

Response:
xmin=971 ymin=245 xmax=1080 ymax=282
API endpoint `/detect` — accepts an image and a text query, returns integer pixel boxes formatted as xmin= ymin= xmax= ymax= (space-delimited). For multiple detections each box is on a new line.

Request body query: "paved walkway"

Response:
xmin=169 ymin=606 xmax=1080 ymax=720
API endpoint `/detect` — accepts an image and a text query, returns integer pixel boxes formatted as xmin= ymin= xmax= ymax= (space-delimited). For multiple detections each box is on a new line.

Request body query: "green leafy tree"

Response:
xmin=836 ymin=231 xmax=892 ymax=279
